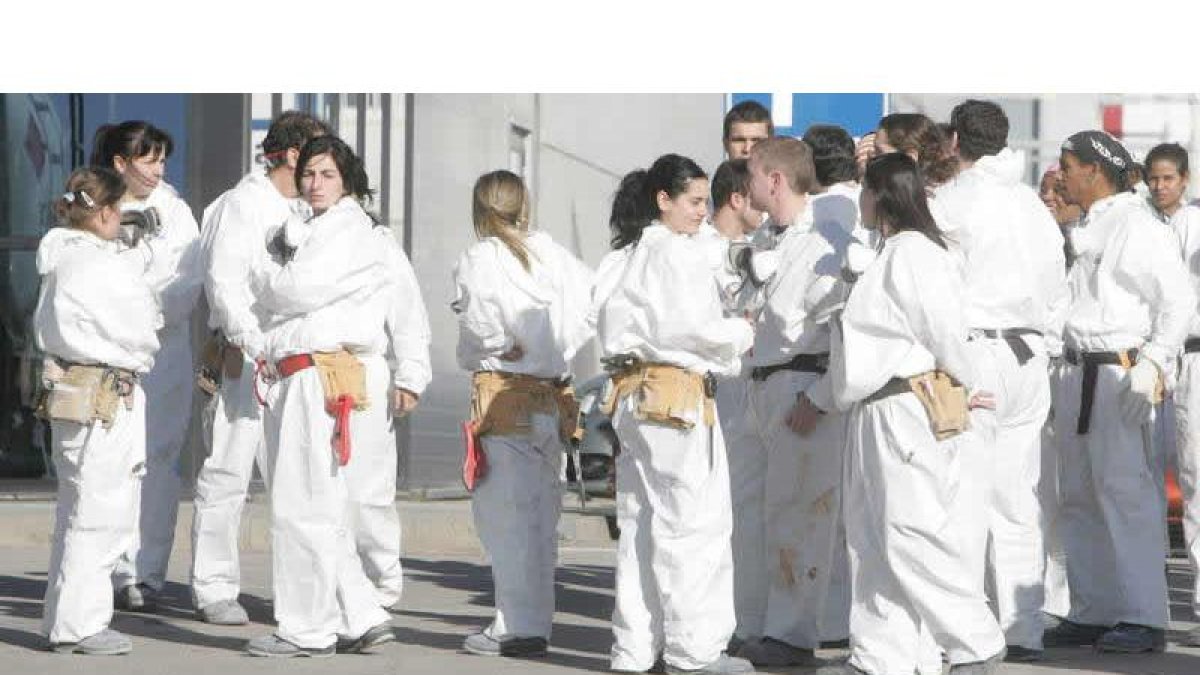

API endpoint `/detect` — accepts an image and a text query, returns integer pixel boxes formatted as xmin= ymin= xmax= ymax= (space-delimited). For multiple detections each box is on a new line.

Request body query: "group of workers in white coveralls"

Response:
xmin=28 ymin=97 xmax=1200 ymax=675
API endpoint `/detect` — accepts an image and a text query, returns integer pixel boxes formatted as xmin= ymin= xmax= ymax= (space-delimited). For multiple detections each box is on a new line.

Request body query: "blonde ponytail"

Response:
xmin=472 ymin=170 xmax=534 ymax=270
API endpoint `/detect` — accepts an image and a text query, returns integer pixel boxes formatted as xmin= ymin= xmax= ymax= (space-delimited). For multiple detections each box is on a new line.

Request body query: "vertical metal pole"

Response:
xmin=69 ymin=93 xmax=84 ymax=168
xmin=395 ymin=93 xmax=416 ymax=490
xmin=271 ymin=93 xmax=283 ymax=119
xmin=380 ymin=94 xmax=392 ymax=226
xmin=356 ymin=93 xmax=368 ymax=158
xmin=402 ymin=93 xmax=415 ymax=257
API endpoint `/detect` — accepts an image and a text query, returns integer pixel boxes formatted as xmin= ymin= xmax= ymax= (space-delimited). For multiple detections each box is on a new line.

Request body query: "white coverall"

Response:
xmin=35 ymin=228 xmax=163 ymax=643
xmin=735 ymin=200 xmax=852 ymax=651
xmin=113 ymin=182 xmax=203 ymax=593
xmin=252 ymin=196 xmax=392 ymax=648
xmin=347 ymin=227 xmax=431 ymax=607
xmin=832 ymin=230 xmax=1006 ymax=675
xmin=190 ymin=171 xmax=295 ymax=611
xmin=598 ymin=223 xmax=754 ymax=671
xmin=934 ymin=148 xmax=1067 ymax=649
xmin=1159 ymin=200 xmax=1200 ymax=621
xmin=453 ymin=230 xmax=594 ymax=642
xmin=1056 ymin=192 xmax=1193 ymax=630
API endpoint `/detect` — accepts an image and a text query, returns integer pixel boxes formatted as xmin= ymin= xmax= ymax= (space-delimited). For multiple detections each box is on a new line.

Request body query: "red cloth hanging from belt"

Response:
xmin=276 ymin=353 xmax=355 ymax=466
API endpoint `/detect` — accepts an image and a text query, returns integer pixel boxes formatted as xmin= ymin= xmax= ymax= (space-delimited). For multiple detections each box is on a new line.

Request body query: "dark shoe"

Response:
xmin=664 ymin=653 xmax=755 ymax=674
xmin=648 ymin=656 xmax=667 ymax=673
xmin=50 ymin=628 xmax=133 ymax=655
xmin=462 ymin=632 xmax=548 ymax=657
xmin=1180 ymin=625 xmax=1200 ymax=647
xmin=814 ymin=662 xmax=868 ymax=675
xmin=246 ymin=634 xmax=334 ymax=658
xmin=726 ymin=635 xmax=746 ymax=656
xmin=736 ymin=636 xmax=820 ymax=667
xmin=820 ymin=638 xmax=851 ymax=649
xmin=948 ymin=648 xmax=1006 ymax=675
xmin=114 ymin=583 xmax=157 ymax=613
xmin=336 ymin=622 xmax=395 ymax=654
xmin=1004 ymin=645 xmax=1044 ymax=662
xmin=1042 ymin=619 xmax=1110 ymax=647
xmin=1094 ymin=623 xmax=1165 ymax=654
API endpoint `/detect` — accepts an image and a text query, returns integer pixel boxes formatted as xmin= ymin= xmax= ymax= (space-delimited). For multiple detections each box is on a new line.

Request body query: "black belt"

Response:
xmin=863 ymin=377 xmax=913 ymax=404
xmin=749 ymin=352 xmax=829 ymax=382
xmin=972 ymin=328 xmax=1042 ymax=366
xmin=1185 ymin=337 xmax=1200 ymax=354
xmin=1063 ymin=347 xmax=1137 ymax=435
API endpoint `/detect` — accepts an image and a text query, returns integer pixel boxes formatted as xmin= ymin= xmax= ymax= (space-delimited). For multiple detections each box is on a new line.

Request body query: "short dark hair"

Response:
xmin=1145 ymin=142 xmax=1189 ymax=177
xmin=949 ymin=99 xmax=1009 ymax=161
xmin=262 ymin=111 xmax=332 ymax=168
xmin=294 ymin=135 xmax=374 ymax=204
xmin=711 ymin=159 xmax=751 ymax=210
xmin=723 ymin=100 xmax=773 ymax=140
xmin=802 ymin=124 xmax=857 ymax=187
xmin=610 ymin=153 xmax=707 ymax=249
xmin=89 ymin=120 xmax=173 ymax=168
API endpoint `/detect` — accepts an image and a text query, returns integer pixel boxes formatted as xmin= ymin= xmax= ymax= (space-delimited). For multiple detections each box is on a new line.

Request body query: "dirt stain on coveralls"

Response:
xmin=810 ymin=487 xmax=835 ymax=515
xmin=778 ymin=549 xmax=797 ymax=588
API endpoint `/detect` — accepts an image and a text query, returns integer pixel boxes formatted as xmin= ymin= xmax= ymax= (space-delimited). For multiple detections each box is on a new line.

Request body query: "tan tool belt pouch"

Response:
xmin=471 ymin=371 xmax=580 ymax=445
xmin=313 ymin=350 xmax=369 ymax=410
xmin=39 ymin=363 xmax=134 ymax=428
xmin=908 ymin=370 xmax=969 ymax=441
xmin=602 ymin=363 xmax=714 ymax=431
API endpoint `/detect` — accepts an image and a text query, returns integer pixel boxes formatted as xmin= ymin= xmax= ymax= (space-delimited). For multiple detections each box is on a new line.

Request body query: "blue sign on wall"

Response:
xmin=730 ymin=93 xmax=886 ymax=138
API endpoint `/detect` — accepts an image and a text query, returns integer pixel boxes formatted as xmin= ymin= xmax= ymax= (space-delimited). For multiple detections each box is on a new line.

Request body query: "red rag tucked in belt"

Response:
xmin=276 ymin=353 xmax=356 ymax=466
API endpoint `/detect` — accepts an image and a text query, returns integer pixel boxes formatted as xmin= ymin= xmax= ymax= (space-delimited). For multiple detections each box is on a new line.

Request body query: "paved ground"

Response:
xmin=3 ymin=541 xmax=1200 ymax=675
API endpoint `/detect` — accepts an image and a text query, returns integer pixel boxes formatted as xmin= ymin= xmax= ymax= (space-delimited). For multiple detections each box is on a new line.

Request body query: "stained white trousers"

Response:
xmin=718 ymin=373 xmax=767 ymax=640
xmin=844 ymin=392 xmax=1005 ymax=675
xmin=1175 ymin=352 xmax=1200 ymax=619
xmin=610 ymin=397 xmax=735 ymax=672
xmin=43 ymin=386 xmax=146 ymax=643
xmin=190 ymin=352 xmax=268 ymax=610
xmin=263 ymin=366 xmax=389 ymax=648
xmin=113 ymin=323 xmax=194 ymax=591
xmin=1054 ymin=361 xmax=1169 ymax=629
xmin=470 ymin=412 xmax=563 ymax=639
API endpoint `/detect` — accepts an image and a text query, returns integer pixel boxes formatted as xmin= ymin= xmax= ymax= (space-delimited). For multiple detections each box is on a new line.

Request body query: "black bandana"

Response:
xmin=1061 ymin=130 xmax=1133 ymax=174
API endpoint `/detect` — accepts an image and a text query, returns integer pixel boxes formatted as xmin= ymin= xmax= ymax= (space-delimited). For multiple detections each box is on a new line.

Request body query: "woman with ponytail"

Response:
xmin=453 ymin=170 xmax=595 ymax=658
xmin=598 ymin=154 xmax=756 ymax=675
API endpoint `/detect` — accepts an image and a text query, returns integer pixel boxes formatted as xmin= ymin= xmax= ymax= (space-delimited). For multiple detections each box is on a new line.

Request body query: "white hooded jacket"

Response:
xmin=599 ymin=223 xmax=754 ymax=377
xmin=453 ymin=230 xmax=594 ymax=379
xmin=34 ymin=227 xmax=162 ymax=373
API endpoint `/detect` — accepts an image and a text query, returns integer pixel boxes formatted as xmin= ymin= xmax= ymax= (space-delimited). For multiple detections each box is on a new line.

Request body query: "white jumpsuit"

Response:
xmin=736 ymin=199 xmax=853 ymax=651
xmin=35 ymin=228 xmax=163 ymax=644
xmin=252 ymin=196 xmax=392 ymax=648
xmin=934 ymin=148 xmax=1067 ymax=649
xmin=453 ymin=230 xmax=595 ymax=642
xmin=1163 ymin=200 xmax=1200 ymax=623
xmin=347 ymin=227 xmax=431 ymax=608
xmin=190 ymin=171 xmax=295 ymax=611
xmin=113 ymin=182 xmax=203 ymax=593
xmin=833 ymin=229 xmax=1006 ymax=675
xmin=1056 ymin=192 xmax=1193 ymax=630
xmin=598 ymin=223 xmax=754 ymax=672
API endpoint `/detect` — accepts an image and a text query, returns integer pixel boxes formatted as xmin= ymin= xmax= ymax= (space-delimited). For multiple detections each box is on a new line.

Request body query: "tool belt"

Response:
xmin=749 ymin=352 xmax=829 ymax=382
xmin=864 ymin=369 xmax=969 ymax=441
xmin=276 ymin=349 xmax=369 ymax=465
xmin=36 ymin=360 xmax=137 ymax=428
xmin=470 ymin=370 xmax=581 ymax=445
xmin=971 ymin=328 xmax=1042 ymax=366
xmin=1063 ymin=346 xmax=1137 ymax=435
xmin=196 ymin=332 xmax=246 ymax=396
xmin=601 ymin=355 xmax=716 ymax=431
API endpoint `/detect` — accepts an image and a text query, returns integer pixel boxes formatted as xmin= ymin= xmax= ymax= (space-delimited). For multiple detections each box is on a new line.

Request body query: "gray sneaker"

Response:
xmin=246 ymin=634 xmax=334 ymax=658
xmin=1095 ymin=623 xmax=1165 ymax=653
xmin=736 ymin=636 xmax=820 ymax=667
xmin=51 ymin=628 xmax=133 ymax=655
xmin=336 ymin=622 xmax=395 ymax=654
xmin=198 ymin=599 xmax=249 ymax=626
xmin=665 ymin=653 xmax=756 ymax=674
xmin=815 ymin=663 xmax=869 ymax=675
xmin=114 ymin=583 xmax=157 ymax=613
xmin=462 ymin=631 xmax=548 ymax=657
xmin=948 ymin=648 xmax=1006 ymax=675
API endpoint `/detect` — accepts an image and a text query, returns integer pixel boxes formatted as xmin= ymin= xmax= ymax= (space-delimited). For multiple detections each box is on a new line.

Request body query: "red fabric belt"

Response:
xmin=274 ymin=352 xmax=354 ymax=466
xmin=276 ymin=353 xmax=316 ymax=379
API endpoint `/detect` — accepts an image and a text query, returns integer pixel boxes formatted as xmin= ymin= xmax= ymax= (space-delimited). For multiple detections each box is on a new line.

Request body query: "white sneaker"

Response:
xmin=51 ymin=628 xmax=133 ymax=655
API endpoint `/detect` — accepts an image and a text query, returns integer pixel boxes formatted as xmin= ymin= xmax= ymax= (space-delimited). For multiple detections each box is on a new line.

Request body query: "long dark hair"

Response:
xmin=609 ymin=153 xmax=706 ymax=249
xmin=862 ymin=153 xmax=946 ymax=249
xmin=90 ymin=121 xmax=173 ymax=167
xmin=295 ymin=135 xmax=374 ymax=203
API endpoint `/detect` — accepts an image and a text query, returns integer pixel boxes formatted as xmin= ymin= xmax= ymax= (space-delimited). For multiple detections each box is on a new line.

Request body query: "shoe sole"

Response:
xmin=339 ymin=630 xmax=396 ymax=654
xmin=1094 ymin=644 xmax=1166 ymax=654
xmin=51 ymin=643 xmax=132 ymax=656
xmin=247 ymin=647 xmax=334 ymax=658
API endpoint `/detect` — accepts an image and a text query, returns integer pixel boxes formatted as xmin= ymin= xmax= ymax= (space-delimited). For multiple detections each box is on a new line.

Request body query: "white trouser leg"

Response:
xmin=264 ymin=368 xmax=389 ymax=649
xmin=345 ymin=355 xmax=403 ymax=607
xmin=1176 ymin=353 xmax=1200 ymax=619
xmin=43 ymin=387 xmax=146 ymax=643
xmin=982 ymin=343 xmax=1051 ymax=649
xmin=1041 ymin=358 xmax=1071 ymax=618
xmin=114 ymin=324 xmax=193 ymax=591
xmin=190 ymin=353 xmax=266 ymax=610
xmin=1055 ymin=362 xmax=1169 ymax=628
xmin=846 ymin=395 xmax=1005 ymax=674
xmin=719 ymin=374 xmax=768 ymax=640
xmin=470 ymin=413 xmax=562 ymax=639
xmin=755 ymin=370 xmax=845 ymax=650
xmin=610 ymin=398 xmax=734 ymax=671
